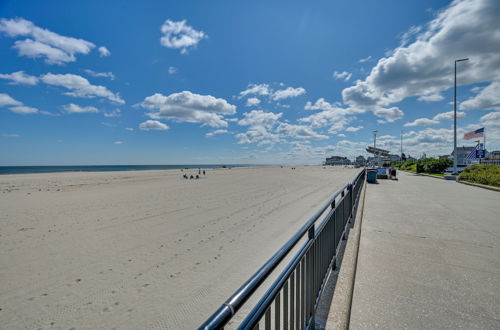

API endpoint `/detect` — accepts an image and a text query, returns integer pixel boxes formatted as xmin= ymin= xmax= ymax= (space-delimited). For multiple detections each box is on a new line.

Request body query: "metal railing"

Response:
xmin=200 ymin=169 xmax=366 ymax=330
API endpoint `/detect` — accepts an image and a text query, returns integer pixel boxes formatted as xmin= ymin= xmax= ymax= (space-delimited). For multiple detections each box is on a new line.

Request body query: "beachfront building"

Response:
xmin=355 ymin=155 xmax=366 ymax=166
xmin=325 ymin=156 xmax=351 ymax=166
xmin=451 ymin=146 xmax=476 ymax=166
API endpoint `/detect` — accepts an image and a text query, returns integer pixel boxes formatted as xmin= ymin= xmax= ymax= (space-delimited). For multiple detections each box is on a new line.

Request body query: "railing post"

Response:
xmin=348 ymin=183 xmax=353 ymax=223
xmin=331 ymin=199 xmax=337 ymax=270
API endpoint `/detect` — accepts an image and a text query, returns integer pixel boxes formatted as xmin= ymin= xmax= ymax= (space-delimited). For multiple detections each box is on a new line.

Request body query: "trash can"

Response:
xmin=367 ymin=169 xmax=378 ymax=183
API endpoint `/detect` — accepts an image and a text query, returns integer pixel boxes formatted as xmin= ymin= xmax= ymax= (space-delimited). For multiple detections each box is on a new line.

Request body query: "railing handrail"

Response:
xmin=200 ymin=169 xmax=365 ymax=329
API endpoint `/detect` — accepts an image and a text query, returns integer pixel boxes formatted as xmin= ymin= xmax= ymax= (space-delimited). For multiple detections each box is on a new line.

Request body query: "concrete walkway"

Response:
xmin=349 ymin=172 xmax=500 ymax=329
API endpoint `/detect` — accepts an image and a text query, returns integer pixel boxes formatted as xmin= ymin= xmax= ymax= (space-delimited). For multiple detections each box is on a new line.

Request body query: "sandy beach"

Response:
xmin=0 ymin=166 xmax=359 ymax=329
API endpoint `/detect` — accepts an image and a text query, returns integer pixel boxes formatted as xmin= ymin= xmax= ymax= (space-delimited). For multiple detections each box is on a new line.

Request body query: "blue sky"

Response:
xmin=1 ymin=0 xmax=499 ymax=165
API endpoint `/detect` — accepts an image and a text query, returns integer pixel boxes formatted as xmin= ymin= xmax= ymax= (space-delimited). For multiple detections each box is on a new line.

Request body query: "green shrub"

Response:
xmin=399 ymin=158 xmax=451 ymax=174
xmin=459 ymin=164 xmax=500 ymax=187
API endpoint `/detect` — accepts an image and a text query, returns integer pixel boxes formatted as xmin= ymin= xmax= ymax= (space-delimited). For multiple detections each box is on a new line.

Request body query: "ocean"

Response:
xmin=0 ymin=164 xmax=252 ymax=175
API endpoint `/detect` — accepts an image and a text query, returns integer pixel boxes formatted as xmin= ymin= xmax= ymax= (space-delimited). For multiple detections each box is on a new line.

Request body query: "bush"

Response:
xmin=399 ymin=158 xmax=451 ymax=174
xmin=459 ymin=164 xmax=500 ymax=187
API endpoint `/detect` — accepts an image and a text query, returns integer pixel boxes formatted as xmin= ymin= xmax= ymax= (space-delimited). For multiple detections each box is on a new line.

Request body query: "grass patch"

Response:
xmin=459 ymin=164 xmax=500 ymax=187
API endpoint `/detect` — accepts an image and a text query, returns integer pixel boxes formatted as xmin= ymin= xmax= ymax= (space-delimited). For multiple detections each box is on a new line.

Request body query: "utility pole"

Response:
xmin=453 ymin=58 xmax=469 ymax=174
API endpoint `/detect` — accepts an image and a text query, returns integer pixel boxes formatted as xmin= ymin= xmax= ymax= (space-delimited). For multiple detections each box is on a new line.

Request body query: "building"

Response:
xmin=325 ymin=156 xmax=351 ymax=166
xmin=355 ymin=155 xmax=366 ymax=166
xmin=438 ymin=154 xmax=451 ymax=160
xmin=382 ymin=154 xmax=401 ymax=162
xmin=451 ymin=146 xmax=476 ymax=166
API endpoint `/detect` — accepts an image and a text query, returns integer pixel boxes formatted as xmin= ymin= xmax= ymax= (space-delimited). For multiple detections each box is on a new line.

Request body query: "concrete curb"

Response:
xmin=457 ymin=179 xmax=500 ymax=192
xmin=324 ymin=179 xmax=367 ymax=330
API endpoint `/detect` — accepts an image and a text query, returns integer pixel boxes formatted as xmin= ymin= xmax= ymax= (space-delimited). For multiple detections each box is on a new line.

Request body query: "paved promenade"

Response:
xmin=349 ymin=172 xmax=500 ymax=329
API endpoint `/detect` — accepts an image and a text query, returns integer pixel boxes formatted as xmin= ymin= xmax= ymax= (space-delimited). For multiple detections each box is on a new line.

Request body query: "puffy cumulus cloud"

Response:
xmin=346 ymin=126 xmax=363 ymax=132
xmin=62 ymin=103 xmax=99 ymax=114
xmin=433 ymin=110 xmax=465 ymax=121
xmin=332 ymin=71 xmax=352 ymax=81
xmin=480 ymin=111 xmax=500 ymax=128
xmin=41 ymin=73 xmax=124 ymax=104
xmin=0 ymin=93 xmax=22 ymax=107
xmin=205 ymin=129 xmax=228 ymax=138
xmin=272 ymin=87 xmax=306 ymax=101
xmin=276 ymin=123 xmax=328 ymax=140
xmin=0 ymin=93 xmax=42 ymax=114
xmin=460 ymin=81 xmax=500 ymax=110
xmin=417 ymin=93 xmax=444 ymax=102
xmin=103 ymin=109 xmax=121 ymax=117
xmin=239 ymin=83 xmax=271 ymax=98
xmin=342 ymin=0 xmax=500 ymax=110
xmin=300 ymin=98 xmax=353 ymax=133
xmin=160 ymin=20 xmax=207 ymax=54
xmin=235 ymin=126 xmax=280 ymax=146
xmin=246 ymin=97 xmax=261 ymax=107
xmin=374 ymin=107 xmax=404 ymax=123
xmin=404 ymin=118 xmax=439 ymax=127
xmin=358 ymin=56 xmax=372 ymax=63
xmin=0 ymin=17 xmax=96 ymax=64
xmin=137 ymin=91 xmax=236 ymax=128
xmin=84 ymin=69 xmax=115 ymax=80
xmin=139 ymin=120 xmax=169 ymax=131
xmin=403 ymin=110 xmax=465 ymax=127
xmin=0 ymin=71 xmax=38 ymax=85
xmin=98 ymin=46 xmax=110 ymax=57
xmin=238 ymin=110 xmax=282 ymax=129
xmin=8 ymin=105 xmax=39 ymax=114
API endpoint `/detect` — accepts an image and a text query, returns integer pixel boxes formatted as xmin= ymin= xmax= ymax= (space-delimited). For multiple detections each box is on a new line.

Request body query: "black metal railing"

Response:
xmin=200 ymin=169 xmax=366 ymax=330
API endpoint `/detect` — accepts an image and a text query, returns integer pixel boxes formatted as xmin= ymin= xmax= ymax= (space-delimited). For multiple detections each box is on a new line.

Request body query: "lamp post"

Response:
xmin=453 ymin=58 xmax=469 ymax=175
xmin=373 ymin=130 xmax=378 ymax=166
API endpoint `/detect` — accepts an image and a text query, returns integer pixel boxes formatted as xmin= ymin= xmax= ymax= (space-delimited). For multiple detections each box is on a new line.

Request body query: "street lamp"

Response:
xmin=453 ymin=58 xmax=469 ymax=175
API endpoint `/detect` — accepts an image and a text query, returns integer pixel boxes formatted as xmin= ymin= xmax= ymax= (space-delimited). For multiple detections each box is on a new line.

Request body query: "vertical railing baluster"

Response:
xmin=265 ymin=307 xmax=271 ymax=330
xmin=290 ymin=272 xmax=295 ymax=330
xmin=275 ymin=291 xmax=281 ymax=330
xmin=296 ymin=264 xmax=300 ymax=330
xmin=284 ymin=282 xmax=288 ymax=330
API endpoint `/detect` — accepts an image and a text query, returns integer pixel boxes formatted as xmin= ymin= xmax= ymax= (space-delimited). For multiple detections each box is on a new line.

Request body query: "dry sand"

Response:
xmin=0 ymin=166 xmax=359 ymax=329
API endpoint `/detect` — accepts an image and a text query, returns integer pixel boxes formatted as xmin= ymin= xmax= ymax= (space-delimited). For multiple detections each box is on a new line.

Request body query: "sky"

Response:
xmin=0 ymin=0 xmax=499 ymax=165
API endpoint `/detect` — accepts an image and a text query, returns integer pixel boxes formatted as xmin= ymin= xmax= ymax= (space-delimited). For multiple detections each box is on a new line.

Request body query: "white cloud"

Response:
xmin=139 ymin=120 xmax=169 ymax=131
xmin=239 ymin=83 xmax=271 ymax=97
xmin=41 ymin=73 xmax=124 ymax=104
xmin=276 ymin=123 xmax=328 ymax=140
xmin=206 ymin=129 xmax=228 ymax=137
xmin=168 ymin=66 xmax=177 ymax=74
xmin=246 ymin=97 xmax=261 ymax=107
xmin=342 ymin=0 xmax=500 ymax=111
xmin=337 ymin=133 xmax=346 ymax=137
xmin=346 ymin=126 xmax=363 ymax=132
xmin=432 ymin=110 xmax=465 ymax=121
xmin=460 ymin=80 xmax=500 ymax=110
xmin=0 ymin=18 xmax=95 ymax=64
xmin=0 ymin=93 xmax=22 ymax=107
xmin=160 ymin=20 xmax=207 ymax=54
xmin=0 ymin=71 xmax=38 ymax=85
xmin=104 ymin=109 xmax=121 ymax=117
xmin=98 ymin=46 xmax=110 ymax=57
xmin=332 ymin=71 xmax=352 ymax=81
xmin=2 ymin=133 xmax=20 ymax=137
xmin=125 ymin=127 xmax=134 ymax=131
xmin=272 ymin=87 xmax=306 ymax=101
xmin=84 ymin=69 xmax=115 ymax=80
xmin=62 ymin=103 xmax=99 ymax=114
xmin=300 ymin=98 xmax=353 ymax=133
xmin=404 ymin=118 xmax=439 ymax=127
xmin=417 ymin=93 xmax=444 ymax=102
xmin=358 ymin=56 xmax=372 ymax=63
xmin=114 ymin=140 xmax=123 ymax=145
xmin=374 ymin=107 xmax=404 ymax=123
xmin=238 ymin=110 xmax=282 ymax=129
xmin=137 ymin=91 xmax=236 ymax=128
xmin=8 ymin=105 xmax=39 ymax=114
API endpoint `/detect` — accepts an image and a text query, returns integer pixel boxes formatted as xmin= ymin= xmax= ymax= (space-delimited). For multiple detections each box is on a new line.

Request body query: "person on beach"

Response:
xmin=203 ymin=170 xmax=206 ymax=175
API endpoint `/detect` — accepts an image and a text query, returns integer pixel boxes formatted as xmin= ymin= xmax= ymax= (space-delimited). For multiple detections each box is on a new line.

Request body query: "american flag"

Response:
xmin=464 ymin=127 xmax=484 ymax=140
